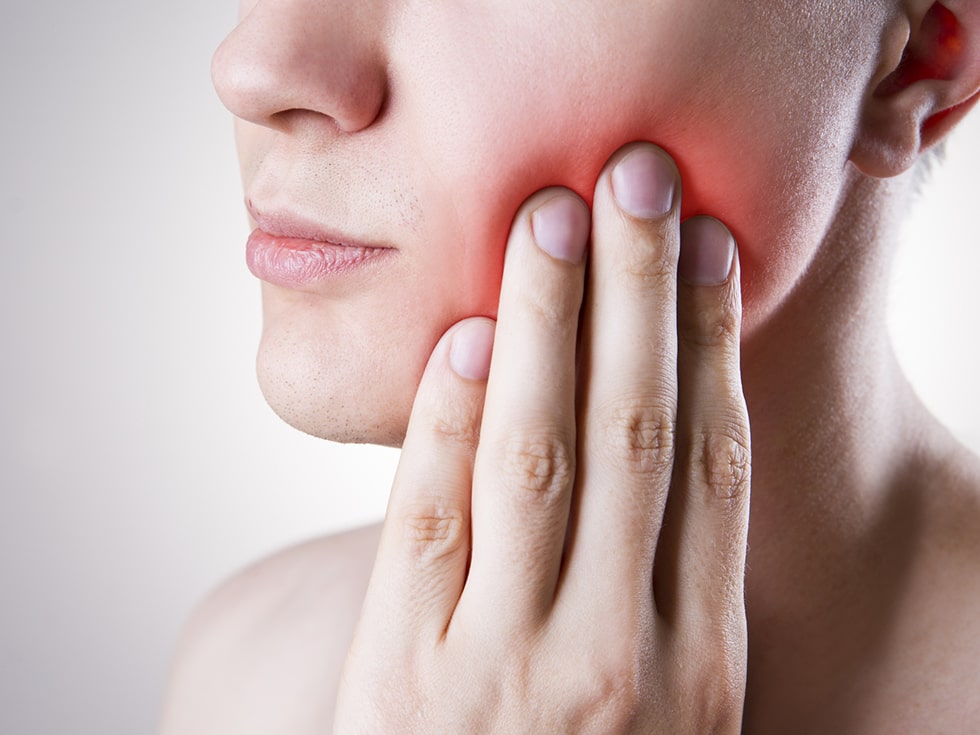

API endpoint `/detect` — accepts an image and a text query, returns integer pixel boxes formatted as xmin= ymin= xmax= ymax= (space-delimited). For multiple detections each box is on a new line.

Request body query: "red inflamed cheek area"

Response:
xmin=227 ymin=0 xmax=879 ymax=442
xmin=397 ymin=3 xmax=833 ymax=332
xmin=434 ymin=130 xmax=766 ymax=330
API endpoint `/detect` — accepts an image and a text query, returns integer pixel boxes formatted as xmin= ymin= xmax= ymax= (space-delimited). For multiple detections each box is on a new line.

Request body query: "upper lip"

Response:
xmin=245 ymin=198 xmax=392 ymax=249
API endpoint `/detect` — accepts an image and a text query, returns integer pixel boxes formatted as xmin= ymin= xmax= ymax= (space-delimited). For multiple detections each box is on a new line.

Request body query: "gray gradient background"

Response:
xmin=1 ymin=3 xmax=978 ymax=734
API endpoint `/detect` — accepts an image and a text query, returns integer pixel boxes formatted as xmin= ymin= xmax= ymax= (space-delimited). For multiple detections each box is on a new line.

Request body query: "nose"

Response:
xmin=211 ymin=0 xmax=388 ymax=133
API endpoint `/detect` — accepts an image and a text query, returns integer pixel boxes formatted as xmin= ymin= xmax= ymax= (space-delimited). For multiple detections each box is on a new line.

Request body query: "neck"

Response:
xmin=739 ymin=168 xmax=934 ymax=620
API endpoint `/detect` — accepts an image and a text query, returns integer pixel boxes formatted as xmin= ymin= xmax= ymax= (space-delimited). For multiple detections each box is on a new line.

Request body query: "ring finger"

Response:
xmin=563 ymin=143 xmax=682 ymax=610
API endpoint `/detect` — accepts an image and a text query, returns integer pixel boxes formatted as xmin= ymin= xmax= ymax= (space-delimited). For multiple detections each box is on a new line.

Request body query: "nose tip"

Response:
xmin=211 ymin=1 xmax=388 ymax=134
xmin=210 ymin=36 xmax=268 ymax=125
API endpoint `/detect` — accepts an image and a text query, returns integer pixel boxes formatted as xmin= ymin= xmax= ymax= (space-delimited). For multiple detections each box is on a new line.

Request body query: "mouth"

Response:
xmin=244 ymin=200 xmax=396 ymax=290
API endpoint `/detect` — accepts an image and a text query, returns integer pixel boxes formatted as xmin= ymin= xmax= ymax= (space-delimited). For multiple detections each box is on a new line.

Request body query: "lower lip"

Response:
xmin=245 ymin=229 xmax=393 ymax=289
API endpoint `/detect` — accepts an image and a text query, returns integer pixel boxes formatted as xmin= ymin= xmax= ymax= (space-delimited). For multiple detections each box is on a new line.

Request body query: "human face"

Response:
xmin=213 ymin=0 xmax=884 ymax=445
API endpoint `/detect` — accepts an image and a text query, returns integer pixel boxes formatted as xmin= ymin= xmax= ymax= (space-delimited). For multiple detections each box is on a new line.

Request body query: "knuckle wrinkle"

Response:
xmin=679 ymin=298 xmax=740 ymax=349
xmin=698 ymin=429 xmax=751 ymax=501
xmin=431 ymin=413 xmax=480 ymax=453
xmin=399 ymin=501 xmax=467 ymax=560
xmin=601 ymin=401 xmax=676 ymax=478
xmin=501 ymin=433 xmax=574 ymax=499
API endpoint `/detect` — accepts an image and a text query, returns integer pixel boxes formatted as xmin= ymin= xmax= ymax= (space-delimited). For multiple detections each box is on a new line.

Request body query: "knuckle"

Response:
xmin=693 ymin=425 xmax=752 ymax=502
xmin=596 ymin=397 xmax=676 ymax=479
xmin=695 ymin=654 xmax=747 ymax=731
xmin=566 ymin=632 xmax=657 ymax=732
xmin=499 ymin=430 xmax=575 ymax=501
xmin=678 ymin=286 xmax=741 ymax=349
xmin=694 ymin=675 xmax=745 ymax=733
xmin=578 ymin=671 xmax=644 ymax=731
xmin=396 ymin=500 xmax=468 ymax=563
xmin=614 ymin=217 xmax=679 ymax=293
xmin=430 ymin=411 xmax=481 ymax=454
xmin=675 ymin=626 xmax=747 ymax=732
xmin=519 ymin=275 xmax=583 ymax=330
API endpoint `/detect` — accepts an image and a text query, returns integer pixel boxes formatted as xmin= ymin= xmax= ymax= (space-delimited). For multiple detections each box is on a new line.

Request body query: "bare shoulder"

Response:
xmin=918 ymin=440 xmax=980 ymax=565
xmin=919 ymin=441 xmax=980 ymax=623
xmin=871 ymin=441 xmax=980 ymax=730
xmin=159 ymin=523 xmax=382 ymax=735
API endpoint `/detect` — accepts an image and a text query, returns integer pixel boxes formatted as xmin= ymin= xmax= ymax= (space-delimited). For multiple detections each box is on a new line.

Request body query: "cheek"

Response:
xmin=408 ymin=89 xmax=792 ymax=333
xmin=401 ymin=7 xmax=863 ymax=333
xmin=238 ymin=0 xmax=259 ymax=19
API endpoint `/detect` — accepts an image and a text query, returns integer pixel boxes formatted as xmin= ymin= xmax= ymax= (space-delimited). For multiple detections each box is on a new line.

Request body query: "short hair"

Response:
xmin=911 ymin=141 xmax=947 ymax=194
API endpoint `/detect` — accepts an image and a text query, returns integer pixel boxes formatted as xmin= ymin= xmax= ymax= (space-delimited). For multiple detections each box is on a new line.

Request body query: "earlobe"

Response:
xmin=850 ymin=1 xmax=980 ymax=178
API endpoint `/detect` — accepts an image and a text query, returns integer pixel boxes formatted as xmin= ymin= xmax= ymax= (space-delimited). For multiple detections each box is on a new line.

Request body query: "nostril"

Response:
xmin=329 ymin=66 xmax=389 ymax=133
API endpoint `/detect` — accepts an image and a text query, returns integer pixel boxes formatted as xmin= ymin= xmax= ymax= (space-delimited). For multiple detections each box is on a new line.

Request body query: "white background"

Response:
xmin=1 ymin=2 xmax=978 ymax=733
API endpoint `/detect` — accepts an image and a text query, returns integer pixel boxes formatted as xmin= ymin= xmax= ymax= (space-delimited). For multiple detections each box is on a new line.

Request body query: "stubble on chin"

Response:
xmin=255 ymin=331 xmax=413 ymax=448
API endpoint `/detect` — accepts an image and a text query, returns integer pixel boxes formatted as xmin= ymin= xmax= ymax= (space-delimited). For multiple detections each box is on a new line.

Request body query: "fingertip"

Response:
xmin=530 ymin=193 xmax=591 ymax=264
xmin=609 ymin=143 xmax=679 ymax=220
xmin=449 ymin=318 xmax=496 ymax=381
xmin=678 ymin=217 xmax=736 ymax=286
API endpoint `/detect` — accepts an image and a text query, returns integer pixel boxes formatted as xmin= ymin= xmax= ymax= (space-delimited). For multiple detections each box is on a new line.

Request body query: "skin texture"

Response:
xmin=326 ymin=157 xmax=752 ymax=733
xmin=217 ymin=0 xmax=882 ymax=444
xmin=160 ymin=0 xmax=980 ymax=733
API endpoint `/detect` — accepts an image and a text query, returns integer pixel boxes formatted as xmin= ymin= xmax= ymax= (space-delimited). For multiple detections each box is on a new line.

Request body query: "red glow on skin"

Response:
xmin=878 ymin=4 xmax=963 ymax=95
xmin=930 ymin=3 xmax=963 ymax=73
xmin=220 ymin=0 xmax=876 ymax=442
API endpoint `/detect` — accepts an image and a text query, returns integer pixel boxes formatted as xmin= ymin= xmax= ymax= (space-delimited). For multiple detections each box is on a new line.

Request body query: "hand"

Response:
xmin=334 ymin=142 xmax=751 ymax=734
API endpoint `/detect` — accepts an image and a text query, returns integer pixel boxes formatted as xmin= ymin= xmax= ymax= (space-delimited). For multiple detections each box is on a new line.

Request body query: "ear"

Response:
xmin=850 ymin=1 xmax=980 ymax=178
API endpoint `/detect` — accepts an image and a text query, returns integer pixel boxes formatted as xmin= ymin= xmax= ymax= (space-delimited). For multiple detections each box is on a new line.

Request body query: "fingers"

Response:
xmin=562 ymin=144 xmax=749 ymax=639
xmin=367 ymin=144 xmax=749 ymax=658
xmin=459 ymin=189 xmax=590 ymax=630
xmin=363 ymin=318 xmax=494 ymax=646
xmin=662 ymin=217 xmax=750 ymax=630
xmin=565 ymin=144 xmax=681 ymax=606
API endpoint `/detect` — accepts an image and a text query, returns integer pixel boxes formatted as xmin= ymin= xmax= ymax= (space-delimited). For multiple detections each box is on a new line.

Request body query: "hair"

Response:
xmin=912 ymin=141 xmax=948 ymax=194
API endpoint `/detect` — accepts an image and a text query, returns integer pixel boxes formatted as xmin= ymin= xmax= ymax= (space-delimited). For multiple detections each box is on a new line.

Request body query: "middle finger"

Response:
xmin=563 ymin=143 xmax=681 ymax=608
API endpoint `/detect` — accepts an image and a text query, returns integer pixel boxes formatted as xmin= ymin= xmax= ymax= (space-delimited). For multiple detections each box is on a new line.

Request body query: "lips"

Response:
xmin=244 ymin=202 xmax=395 ymax=289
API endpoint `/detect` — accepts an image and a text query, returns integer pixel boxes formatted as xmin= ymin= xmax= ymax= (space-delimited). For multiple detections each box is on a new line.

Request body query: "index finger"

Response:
xmin=456 ymin=188 xmax=590 ymax=632
xmin=361 ymin=318 xmax=493 ymax=648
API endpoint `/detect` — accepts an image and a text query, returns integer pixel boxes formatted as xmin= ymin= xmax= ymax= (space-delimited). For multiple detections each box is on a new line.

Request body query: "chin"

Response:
xmin=255 ymin=326 xmax=417 ymax=448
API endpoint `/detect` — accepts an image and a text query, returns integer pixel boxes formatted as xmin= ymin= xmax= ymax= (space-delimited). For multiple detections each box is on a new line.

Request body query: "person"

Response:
xmin=160 ymin=0 xmax=980 ymax=732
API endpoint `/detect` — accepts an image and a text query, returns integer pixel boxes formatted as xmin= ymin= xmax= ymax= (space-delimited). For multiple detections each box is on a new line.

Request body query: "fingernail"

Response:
xmin=678 ymin=217 xmax=735 ymax=286
xmin=449 ymin=319 xmax=495 ymax=381
xmin=530 ymin=194 xmax=590 ymax=264
xmin=611 ymin=147 xmax=676 ymax=218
